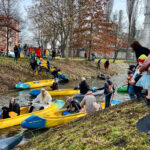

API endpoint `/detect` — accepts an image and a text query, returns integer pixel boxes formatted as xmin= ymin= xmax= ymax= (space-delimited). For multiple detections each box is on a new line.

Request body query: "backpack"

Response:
xmin=106 ymin=82 xmax=113 ymax=93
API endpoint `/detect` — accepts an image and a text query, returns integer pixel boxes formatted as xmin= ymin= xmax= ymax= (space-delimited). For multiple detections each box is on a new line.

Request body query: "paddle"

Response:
xmin=136 ymin=114 xmax=150 ymax=133
xmin=121 ymin=84 xmax=127 ymax=87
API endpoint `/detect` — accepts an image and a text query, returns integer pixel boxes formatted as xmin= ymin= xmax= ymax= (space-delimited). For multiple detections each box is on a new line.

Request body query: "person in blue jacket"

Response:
xmin=98 ymin=76 xmax=115 ymax=108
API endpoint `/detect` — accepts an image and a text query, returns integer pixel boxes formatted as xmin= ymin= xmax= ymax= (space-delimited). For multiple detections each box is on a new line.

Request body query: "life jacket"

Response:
xmin=126 ymin=74 xmax=135 ymax=85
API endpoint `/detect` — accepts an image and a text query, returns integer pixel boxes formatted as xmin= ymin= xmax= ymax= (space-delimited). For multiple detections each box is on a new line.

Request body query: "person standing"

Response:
xmin=136 ymin=54 xmax=150 ymax=105
xmin=79 ymin=77 xmax=89 ymax=95
xmin=23 ymin=44 xmax=28 ymax=58
xmin=35 ymin=47 xmax=41 ymax=58
xmin=18 ymin=44 xmax=22 ymax=58
xmin=84 ymin=52 xmax=87 ymax=59
xmin=52 ymin=49 xmax=56 ymax=60
xmin=98 ymin=76 xmax=115 ymax=108
xmin=30 ymin=56 xmax=38 ymax=77
xmin=80 ymin=91 xmax=100 ymax=114
xmin=14 ymin=43 xmax=19 ymax=61
xmin=104 ymin=59 xmax=110 ymax=70
xmin=28 ymin=46 xmax=34 ymax=58
xmin=131 ymin=41 xmax=150 ymax=60
xmin=97 ymin=59 xmax=101 ymax=70
xmin=126 ymin=65 xmax=136 ymax=99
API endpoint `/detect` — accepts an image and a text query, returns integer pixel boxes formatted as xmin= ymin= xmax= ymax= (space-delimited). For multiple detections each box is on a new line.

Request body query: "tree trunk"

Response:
xmin=126 ymin=23 xmax=131 ymax=59
xmin=113 ymin=50 xmax=119 ymax=63
xmin=6 ymin=27 xmax=9 ymax=56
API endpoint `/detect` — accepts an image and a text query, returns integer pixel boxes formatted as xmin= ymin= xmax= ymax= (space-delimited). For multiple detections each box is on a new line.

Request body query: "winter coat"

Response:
xmin=80 ymin=94 xmax=100 ymax=114
xmin=134 ymin=46 xmax=150 ymax=61
xmin=9 ymin=102 xmax=20 ymax=115
xmin=32 ymin=91 xmax=52 ymax=109
xmin=79 ymin=81 xmax=89 ymax=94
xmin=35 ymin=48 xmax=41 ymax=57
xmin=14 ymin=46 xmax=18 ymax=53
xmin=51 ymin=82 xmax=59 ymax=90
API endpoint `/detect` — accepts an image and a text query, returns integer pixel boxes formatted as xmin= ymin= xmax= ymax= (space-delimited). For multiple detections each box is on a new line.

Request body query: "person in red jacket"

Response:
xmin=28 ymin=47 xmax=34 ymax=58
xmin=35 ymin=47 xmax=41 ymax=58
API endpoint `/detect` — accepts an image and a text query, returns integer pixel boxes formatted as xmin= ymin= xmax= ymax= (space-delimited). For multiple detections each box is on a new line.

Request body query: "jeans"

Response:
xmin=134 ymin=86 xmax=143 ymax=102
xmin=105 ymin=93 xmax=112 ymax=108
xmin=14 ymin=52 xmax=18 ymax=61
xmin=128 ymin=85 xmax=135 ymax=99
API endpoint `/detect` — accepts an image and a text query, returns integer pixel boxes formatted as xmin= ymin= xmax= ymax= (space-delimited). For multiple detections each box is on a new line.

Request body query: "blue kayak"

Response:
xmin=74 ymin=90 xmax=104 ymax=98
xmin=0 ymin=134 xmax=23 ymax=150
xmin=111 ymin=100 xmax=121 ymax=105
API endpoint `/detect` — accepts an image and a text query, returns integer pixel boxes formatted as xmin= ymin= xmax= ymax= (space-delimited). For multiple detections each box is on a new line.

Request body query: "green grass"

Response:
xmin=18 ymin=99 xmax=150 ymax=150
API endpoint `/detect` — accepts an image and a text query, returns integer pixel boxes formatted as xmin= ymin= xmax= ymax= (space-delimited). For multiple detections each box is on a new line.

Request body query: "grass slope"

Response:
xmin=18 ymin=100 xmax=150 ymax=150
xmin=0 ymin=57 xmax=130 ymax=92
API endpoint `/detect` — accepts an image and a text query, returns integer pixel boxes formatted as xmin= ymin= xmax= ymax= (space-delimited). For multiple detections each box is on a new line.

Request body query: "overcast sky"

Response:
xmin=19 ymin=0 xmax=145 ymax=43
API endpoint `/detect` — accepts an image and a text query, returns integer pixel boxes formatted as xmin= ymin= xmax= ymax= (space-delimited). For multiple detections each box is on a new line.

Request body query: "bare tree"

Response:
xmin=0 ymin=0 xmax=22 ymax=56
xmin=126 ymin=0 xmax=139 ymax=59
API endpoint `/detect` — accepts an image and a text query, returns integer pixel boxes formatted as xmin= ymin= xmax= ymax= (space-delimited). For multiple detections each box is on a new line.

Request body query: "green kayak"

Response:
xmin=117 ymin=86 xmax=128 ymax=93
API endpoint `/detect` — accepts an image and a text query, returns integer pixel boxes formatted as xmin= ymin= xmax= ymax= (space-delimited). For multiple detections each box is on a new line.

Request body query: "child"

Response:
xmin=126 ymin=65 xmax=136 ymax=99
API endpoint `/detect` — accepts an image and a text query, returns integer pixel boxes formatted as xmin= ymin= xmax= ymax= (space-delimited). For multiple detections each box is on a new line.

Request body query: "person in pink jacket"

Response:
xmin=136 ymin=54 xmax=150 ymax=105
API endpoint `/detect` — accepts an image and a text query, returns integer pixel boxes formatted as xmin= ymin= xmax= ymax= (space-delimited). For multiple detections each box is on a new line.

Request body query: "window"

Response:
xmin=8 ymin=42 xmax=11 ymax=47
xmin=8 ymin=29 xmax=11 ymax=36
xmin=0 ymin=19 xmax=4 ymax=23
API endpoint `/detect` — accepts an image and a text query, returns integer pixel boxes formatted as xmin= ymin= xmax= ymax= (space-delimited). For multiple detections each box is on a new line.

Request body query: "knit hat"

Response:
xmin=128 ymin=65 xmax=136 ymax=71
xmin=138 ymin=54 xmax=147 ymax=63
xmin=81 ymin=77 xmax=86 ymax=81
xmin=66 ymin=97 xmax=73 ymax=102
xmin=41 ymin=88 xmax=46 ymax=91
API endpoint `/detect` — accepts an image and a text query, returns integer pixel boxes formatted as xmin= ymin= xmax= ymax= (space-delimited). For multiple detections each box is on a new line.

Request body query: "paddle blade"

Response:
xmin=136 ymin=114 xmax=150 ymax=133
xmin=35 ymin=71 xmax=38 ymax=76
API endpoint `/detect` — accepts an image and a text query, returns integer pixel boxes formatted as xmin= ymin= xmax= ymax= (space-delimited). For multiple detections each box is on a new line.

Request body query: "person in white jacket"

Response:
xmin=29 ymin=88 xmax=52 ymax=112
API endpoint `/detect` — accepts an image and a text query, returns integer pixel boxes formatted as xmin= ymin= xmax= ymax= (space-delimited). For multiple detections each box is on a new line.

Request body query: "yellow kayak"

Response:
xmin=0 ymin=100 xmax=64 ymax=129
xmin=30 ymin=89 xmax=80 ymax=97
xmin=41 ymin=59 xmax=67 ymax=80
xmin=49 ymin=89 xmax=80 ymax=96
xmin=16 ymin=79 xmax=54 ymax=89
xmin=21 ymin=109 xmax=86 ymax=129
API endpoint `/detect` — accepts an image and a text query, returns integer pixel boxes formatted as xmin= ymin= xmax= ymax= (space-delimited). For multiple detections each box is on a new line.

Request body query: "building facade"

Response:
xmin=0 ymin=15 xmax=20 ymax=51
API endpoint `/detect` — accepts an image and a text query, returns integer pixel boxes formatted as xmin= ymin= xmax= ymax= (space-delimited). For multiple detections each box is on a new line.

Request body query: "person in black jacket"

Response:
xmin=131 ymin=41 xmax=150 ymax=61
xmin=14 ymin=44 xmax=19 ymax=61
xmin=51 ymin=67 xmax=60 ymax=78
xmin=2 ymin=98 xmax=20 ymax=119
xmin=50 ymin=79 xmax=59 ymax=90
xmin=79 ymin=77 xmax=89 ymax=94
xmin=30 ymin=56 xmax=38 ymax=77
xmin=66 ymin=97 xmax=81 ymax=113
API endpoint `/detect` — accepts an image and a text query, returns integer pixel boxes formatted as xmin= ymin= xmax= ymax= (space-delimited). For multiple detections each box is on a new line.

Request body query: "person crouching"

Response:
xmin=80 ymin=91 xmax=100 ymax=114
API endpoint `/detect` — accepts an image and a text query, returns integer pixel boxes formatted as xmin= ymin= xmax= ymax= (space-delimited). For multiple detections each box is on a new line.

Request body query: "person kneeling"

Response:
xmin=29 ymin=88 xmax=52 ymax=113
xmin=2 ymin=98 xmax=20 ymax=119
